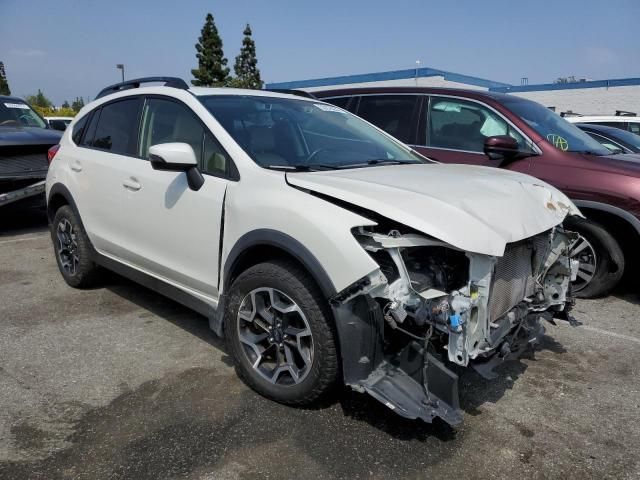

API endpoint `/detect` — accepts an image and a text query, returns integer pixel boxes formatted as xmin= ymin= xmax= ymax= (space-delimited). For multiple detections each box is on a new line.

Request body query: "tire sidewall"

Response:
xmin=51 ymin=205 xmax=96 ymax=288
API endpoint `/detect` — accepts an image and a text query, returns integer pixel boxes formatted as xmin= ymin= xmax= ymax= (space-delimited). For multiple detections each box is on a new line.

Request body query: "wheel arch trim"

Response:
xmin=572 ymin=200 xmax=640 ymax=236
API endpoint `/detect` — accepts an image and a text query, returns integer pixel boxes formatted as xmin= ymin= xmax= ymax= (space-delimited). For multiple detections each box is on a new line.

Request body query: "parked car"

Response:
xmin=314 ymin=87 xmax=640 ymax=297
xmin=46 ymin=77 xmax=579 ymax=425
xmin=565 ymin=113 xmax=640 ymax=135
xmin=0 ymin=96 xmax=62 ymax=208
xmin=45 ymin=116 xmax=74 ymax=132
xmin=575 ymin=123 xmax=640 ymax=154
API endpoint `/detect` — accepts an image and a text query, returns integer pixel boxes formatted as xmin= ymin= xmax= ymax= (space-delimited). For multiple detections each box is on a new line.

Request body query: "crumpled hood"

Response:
xmin=287 ymin=163 xmax=581 ymax=256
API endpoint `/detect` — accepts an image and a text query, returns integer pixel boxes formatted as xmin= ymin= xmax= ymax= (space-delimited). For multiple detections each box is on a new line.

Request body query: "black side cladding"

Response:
xmin=332 ymin=294 xmax=462 ymax=425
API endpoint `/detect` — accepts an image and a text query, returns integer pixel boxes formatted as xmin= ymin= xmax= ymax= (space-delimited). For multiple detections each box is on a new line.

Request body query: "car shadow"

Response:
xmin=0 ymin=202 xmax=48 ymax=237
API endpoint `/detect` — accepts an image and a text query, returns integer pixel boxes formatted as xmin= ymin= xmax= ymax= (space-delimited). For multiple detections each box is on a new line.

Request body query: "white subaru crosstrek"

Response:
xmin=46 ymin=77 xmax=580 ymax=425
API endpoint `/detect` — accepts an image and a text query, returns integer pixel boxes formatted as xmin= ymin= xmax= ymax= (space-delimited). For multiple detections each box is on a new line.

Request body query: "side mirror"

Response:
xmin=483 ymin=135 xmax=521 ymax=161
xmin=149 ymin=142 xmax=204 ymax=191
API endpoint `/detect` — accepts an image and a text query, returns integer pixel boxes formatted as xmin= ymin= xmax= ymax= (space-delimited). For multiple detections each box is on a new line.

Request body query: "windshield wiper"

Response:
xmin=333 ymin=159 xmax=419 ymax=169
xmin=266 ymin=164 xmax=337 ymax=172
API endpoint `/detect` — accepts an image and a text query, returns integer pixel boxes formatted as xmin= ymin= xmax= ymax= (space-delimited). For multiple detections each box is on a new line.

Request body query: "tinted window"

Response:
xmin=92 ymin=99 xmax=140 ymax=154
xmin=628 ymin=122 xmax=640 ymax=135
xmin=427 ymin=97 xmax=529 ymax=153
xmin=139 ymin=98 xmax=204 ymax=160
xmin=356 ymin=95 xmax=417 ymax=143
xmin=71 ymin=114 xmax=89 ymax=144
xmin=81 ymin=110 xmax=100 ymax=146
xmin=323 ymin=97 xmax=350 ymax=109
xmin=585 ymin=132 xmax=625 ymax=154
xmin=502 ymin=98 xmax=610 ymax=155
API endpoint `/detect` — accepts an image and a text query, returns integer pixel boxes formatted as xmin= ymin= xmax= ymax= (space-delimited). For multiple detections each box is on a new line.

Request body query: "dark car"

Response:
xmin=314 ymin=87 xmax=640 ymax=298
xmin=576 ymin=123 xmax=640 ymax=154
xmin=0 ymin=96 xmax=62 ymax=207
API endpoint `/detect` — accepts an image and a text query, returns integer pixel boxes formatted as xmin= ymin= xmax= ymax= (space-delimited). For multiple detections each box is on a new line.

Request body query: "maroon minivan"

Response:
xmin=314 ymin=87 xmax=640 ymax=298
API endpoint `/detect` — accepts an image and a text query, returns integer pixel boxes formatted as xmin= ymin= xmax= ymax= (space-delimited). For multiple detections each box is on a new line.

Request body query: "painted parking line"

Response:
xmin=0 ymin=234 xmax=47 ymax=245
xmin=580 ymin=325 xmax=640 ymax=345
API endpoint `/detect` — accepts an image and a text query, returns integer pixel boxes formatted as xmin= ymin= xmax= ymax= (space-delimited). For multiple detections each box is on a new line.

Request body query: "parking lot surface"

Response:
xmin=1 ymin=207 xmax=639 ymax=480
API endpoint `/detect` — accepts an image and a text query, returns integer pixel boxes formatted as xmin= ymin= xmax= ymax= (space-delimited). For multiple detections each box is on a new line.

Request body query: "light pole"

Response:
xmin=415 ymin=60 xmax=421 ymax=85
xmin=116 ymin=64 xmax=125 ymax=83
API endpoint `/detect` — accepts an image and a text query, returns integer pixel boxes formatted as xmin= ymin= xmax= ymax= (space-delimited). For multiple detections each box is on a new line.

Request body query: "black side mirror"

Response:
xmin=484 ymin=135 xmax=521 ymax=161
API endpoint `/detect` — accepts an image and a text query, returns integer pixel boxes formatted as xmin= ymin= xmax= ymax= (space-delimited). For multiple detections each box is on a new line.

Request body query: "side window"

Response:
xmin=81 ymin=110 xmax=100 ymax=147
xmin=356 ymin=95 xmax=418 ymax=143
xmin=71 ymin=114 xmax=89 ymax=144
xmin=139 ymin=98 xmax=204 ymax=161
xmin=202 ymin=132 xmax=230 ymax=177
xmin=323 ymin=97 xmax=350 ymax=109
xmin=91 ymin=99 xmax=140 ymax=154
xmin=628 ymin=122 xmax=640 ymax=135
xmin=427 ymin=96 xmax=528 ymax=153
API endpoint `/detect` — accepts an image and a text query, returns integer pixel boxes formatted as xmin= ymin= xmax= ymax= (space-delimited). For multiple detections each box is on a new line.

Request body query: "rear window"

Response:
xmin=90 ymin=99 xmax=140 ymax=154
xmin=71 ymin=115 xmax=88 ymax=144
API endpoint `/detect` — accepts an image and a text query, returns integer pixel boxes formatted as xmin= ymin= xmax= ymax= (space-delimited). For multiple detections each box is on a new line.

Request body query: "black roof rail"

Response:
xmin=615 ymin=110 xmax=637 ymax=117
xmin=95 ymin=76 xmax=189 ymax=100
xmin=265 ymin=88 xmax=317 ymax=99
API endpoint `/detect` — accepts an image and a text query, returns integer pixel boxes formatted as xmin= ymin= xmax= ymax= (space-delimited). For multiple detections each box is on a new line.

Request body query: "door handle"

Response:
xmin=122 ymin=178 xmax=141 ymax=191
xmin=70 ymin=161 xmax=82 ymax=172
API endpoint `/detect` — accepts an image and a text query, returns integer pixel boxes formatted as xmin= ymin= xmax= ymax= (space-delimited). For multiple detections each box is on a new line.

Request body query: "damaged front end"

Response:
xmin=331 ymin=225 xmax=578 ymax=425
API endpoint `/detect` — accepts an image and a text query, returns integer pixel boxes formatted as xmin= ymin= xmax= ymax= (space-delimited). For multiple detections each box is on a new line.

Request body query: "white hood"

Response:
xmin=287 ymin=163 xmax=581 ymax=256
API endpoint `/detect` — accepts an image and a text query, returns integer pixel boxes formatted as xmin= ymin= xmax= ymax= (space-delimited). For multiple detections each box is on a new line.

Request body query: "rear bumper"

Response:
xmin=0 ymin=180 xmax=46 ymax=208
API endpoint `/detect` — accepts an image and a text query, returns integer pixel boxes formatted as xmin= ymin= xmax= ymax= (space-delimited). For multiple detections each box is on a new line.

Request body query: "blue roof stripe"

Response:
xmin=489 ymin=77 xmax=640 ymax=93
xmin=266 ymin=67 xmax=511 ymax=90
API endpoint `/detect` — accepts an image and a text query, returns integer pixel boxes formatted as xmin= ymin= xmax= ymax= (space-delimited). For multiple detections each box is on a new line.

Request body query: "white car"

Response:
xmin=565 ymin=114 xmax=640 ymax=135
xmin=46 ymin=77 xmax=580 ymax=425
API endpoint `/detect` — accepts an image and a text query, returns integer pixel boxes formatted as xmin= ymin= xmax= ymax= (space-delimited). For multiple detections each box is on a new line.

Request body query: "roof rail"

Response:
xmin=265 ymin=88 xmax=317 ymax=99
xmin=615 ymin=110 xmax=637 ymax=117
xmin=560 ymin=110 xmax=582 ymax=117
xmin=95 ymin=77 xmax=189 ymax=99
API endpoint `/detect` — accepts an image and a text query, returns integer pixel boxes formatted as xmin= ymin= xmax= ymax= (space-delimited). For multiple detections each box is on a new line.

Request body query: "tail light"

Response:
xmin=47 ymin=144 xmax=60 ymax=164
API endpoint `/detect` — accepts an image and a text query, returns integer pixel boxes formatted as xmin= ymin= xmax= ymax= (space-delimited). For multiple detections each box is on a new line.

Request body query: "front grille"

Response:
xmin=0 ymin=153 xmax=48 ymax=178
xmin=488 ymin=242 xmax=535 ymax=322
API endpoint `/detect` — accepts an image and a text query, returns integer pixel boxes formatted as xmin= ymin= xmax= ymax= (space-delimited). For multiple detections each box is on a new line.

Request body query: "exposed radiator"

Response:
xmin=488 ymin=242 xmax=535 ymax=322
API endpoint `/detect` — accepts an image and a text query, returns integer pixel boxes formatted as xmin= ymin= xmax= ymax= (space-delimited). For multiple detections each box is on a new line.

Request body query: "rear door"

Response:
xmin=352 ymin=94 xmax=420 ymax=145
xmin=66 ymin=97 xmax=142 ymax=255
xmin=415 ymin=95 xmax=533 ymax=173
xmin=118 ymin=96 xmax=231 ymax=299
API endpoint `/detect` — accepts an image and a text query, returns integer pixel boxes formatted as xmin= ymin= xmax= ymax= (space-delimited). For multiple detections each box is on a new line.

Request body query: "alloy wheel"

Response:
xmin=237 ymin=287 xmax=314 ymax=386
xmin=569 ymin=234 xmax=597 ymax=292
xmin=56 ymin=218 xmax=79 ymax=276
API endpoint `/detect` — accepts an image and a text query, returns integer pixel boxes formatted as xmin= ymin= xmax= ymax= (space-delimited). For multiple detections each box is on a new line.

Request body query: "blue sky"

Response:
xmin=1 ymin=0 xmax=639 ymax=105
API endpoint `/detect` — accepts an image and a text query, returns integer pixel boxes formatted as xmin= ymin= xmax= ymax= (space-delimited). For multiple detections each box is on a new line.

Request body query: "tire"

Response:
xmin=564 ymin=216 xmax=624 ymax=298
xmin=224 ymin=259 xmax=339 ymax=406
xmin=51 ymin=205 xmax=101 ymax=288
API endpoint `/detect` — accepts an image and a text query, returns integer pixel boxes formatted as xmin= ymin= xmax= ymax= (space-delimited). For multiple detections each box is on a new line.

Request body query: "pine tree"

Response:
xmin=26 ymin=89 xmax=52 ymax=108
xmin=71 ymin=97 xmax=84 ymax=112
xmin=191 ymin=13 xmax=230 ymax=87
xmin=0 ymin=62 xmax=11 ymax=95
xmin=61 ymin=100 xmax=70 ymax=109
xmin=231 ymin=24 xmax=263 ymax=89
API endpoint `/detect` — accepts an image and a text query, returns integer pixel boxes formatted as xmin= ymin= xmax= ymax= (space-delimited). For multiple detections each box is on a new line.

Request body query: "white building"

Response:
xmin=266 ymin=68 xmax=640 ymax=115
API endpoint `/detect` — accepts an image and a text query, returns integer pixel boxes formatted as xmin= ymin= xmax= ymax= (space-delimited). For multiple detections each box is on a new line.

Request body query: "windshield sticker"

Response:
xmin=547 ymin=134 xmax=569 ymax=151
xmin=4 ymin=102 xmax=30 ymax=109
xmin=314 ymin=103 xmax=345 ymax=113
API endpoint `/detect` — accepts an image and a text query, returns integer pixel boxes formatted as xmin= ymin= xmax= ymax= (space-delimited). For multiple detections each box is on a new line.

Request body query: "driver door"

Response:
xmin=415 ymin=95 xmax=533 ymax=173
xmin=119 ymin=96 xmax=230 ymax=299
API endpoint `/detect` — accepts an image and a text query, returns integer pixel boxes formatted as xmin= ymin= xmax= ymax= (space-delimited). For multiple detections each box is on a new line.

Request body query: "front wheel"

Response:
xmin=224 ymin=260 xmax=339 ymax=405
xmin=564 ymin=216 xmax=624 ymax=298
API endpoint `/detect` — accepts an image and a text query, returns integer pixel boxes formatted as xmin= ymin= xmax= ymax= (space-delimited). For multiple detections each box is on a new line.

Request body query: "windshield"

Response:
xmin=198 ymin=95 xmax=425 ymax=169
xmin=0 ymin=101 xmax=47 ymax=128
xmin=595 ymin=127 xmax=640 ymax=151
xmin=501 ymin=97 xmax=610 ymax=156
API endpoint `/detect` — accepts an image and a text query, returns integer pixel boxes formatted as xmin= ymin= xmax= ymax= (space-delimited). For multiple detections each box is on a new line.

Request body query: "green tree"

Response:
xmin=0 ymin=62 xmax=10 ymax=95
xmin=71 ymin=97 xmax=84 ymax=112
xmin=25 ymin=89 xmax=52 ymax=108
xmin=231 ymin=24 xmax=262 ymax=89
xmin=191 ymin=13 xmax=230 ymax=87
xmin=61 ymin=100 xmax=70 ymax=109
